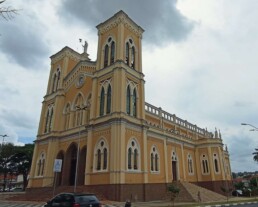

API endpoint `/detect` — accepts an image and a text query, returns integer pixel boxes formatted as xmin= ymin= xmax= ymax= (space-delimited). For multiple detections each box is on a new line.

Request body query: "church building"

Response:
xmin=28 ymin=11 xmax=232 ymax=201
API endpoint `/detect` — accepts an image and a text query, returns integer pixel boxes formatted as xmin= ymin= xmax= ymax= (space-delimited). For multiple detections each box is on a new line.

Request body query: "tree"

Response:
xmin=0 ymin=0 xmax=18 ymax=20
xmin=0 ymin=142 xmax=15 ymax=190
xmin=253 ymin=148 xmax=258 ymax=162
xmin=167 ymin=184 xmax=180 ymax=207
xmin=0 ymin=143 xmax=34 ymax=190
xmin=234 ymin=181 xmax=244 ymax=190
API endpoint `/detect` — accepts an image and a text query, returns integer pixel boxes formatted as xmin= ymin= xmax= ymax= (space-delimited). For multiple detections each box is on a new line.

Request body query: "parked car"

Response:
xmin=9 ymin=187 xmax=23 ymax=192
xmin=232 ymin=189 xmax=243 ymax=196
xmin=43 ymin=193 xmax=101 ymax=207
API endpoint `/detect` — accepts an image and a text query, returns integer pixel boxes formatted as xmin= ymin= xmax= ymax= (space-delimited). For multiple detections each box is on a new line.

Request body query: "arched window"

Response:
xmin=151 ymin=153 xmax=154 ymax=171
xmin=56 ymin=69 xmax=60 ymax=91
xmin=125 ymin=39 xmax=136 ymax=69
xmin=155 ymin=154 xmax=159 ymax=171
xmin=44 ymin=110 xmax=50 ymax=133
xmin=48 ymin=107 xmax=54 ymax=132
xmin=103 ymin=148 xmax=108 ymax=170
xmin=214 ymin=154 xmax=219 ymax=173
xmin=52 ymin=74 xmax=56 ymax=93
xmin=132 ymin=88 xmax=137 ymax=117
xmin=187 ymin=154 xmax=194 ymax=174
xmin=44 ymin=105 xmax=54 ymax=133
xmin=37 ymin=159 xmax=41 ymax=176
xmin=127 ymin=139 xmax=140 ymax=171
xmin=201 ymin=154 xmax=209 ymax=174
xmin=134 ymin=149 xmax=138 ymax=170
xmin=131 ymin=46 xmax=135 ymax=69
xmin=126 ymin=86 xmax=131 ymax=115
xmin=128 ymin=148 xmax=132 ymax=169
xmin=100 ymin=87 xmax=105 ymax=116
xmin=37 ymin=153 xmax=45 ymax=176
xmin=51 ymin=68 xmax=61 ymax=93
xmin=74 ymin=94 xmax=84 ymax=126
xmin=150 ymin=146 xmax=159 ymax=172
xmin=94 ymin=139 xmax=109 ymax=171
xmin=125 ymin=42 xmax=129 ymax=65
xmin=106 ymin=84 xmax=111 ymax=114
xmin=97 ymin=149 xmax=101 ymax=170
xmin=110 ymin=41 xmax=115 ymax=64
xmin=104 ymin=44 xmax=109 ymax=67
xmin=64 ymin=104 xmax=70 ymax=130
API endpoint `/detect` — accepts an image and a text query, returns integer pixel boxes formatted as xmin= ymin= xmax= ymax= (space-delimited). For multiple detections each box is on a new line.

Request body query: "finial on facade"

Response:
xmin=215 ymin=127 xmax=218 ymax=138
xmin=225 ymin=145 xmax=228 ymax=152
xmin=219 ymin=129 xmax=222 ymax=139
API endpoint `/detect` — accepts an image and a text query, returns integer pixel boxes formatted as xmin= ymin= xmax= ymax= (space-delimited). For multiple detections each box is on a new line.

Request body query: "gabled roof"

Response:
xmin=96 ymin=10 xmax=144 ymax=35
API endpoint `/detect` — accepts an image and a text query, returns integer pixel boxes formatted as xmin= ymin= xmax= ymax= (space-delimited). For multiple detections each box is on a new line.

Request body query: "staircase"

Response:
xmin=166 ymin=181 xmax=227 ymax=202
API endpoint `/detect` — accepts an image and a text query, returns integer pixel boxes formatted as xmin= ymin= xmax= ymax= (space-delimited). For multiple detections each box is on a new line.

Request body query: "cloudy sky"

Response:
xmin=1 ymin=0 xmax=258 ymax=173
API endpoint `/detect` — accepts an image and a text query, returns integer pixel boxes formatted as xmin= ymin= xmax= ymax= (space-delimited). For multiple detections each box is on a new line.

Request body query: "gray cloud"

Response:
xmin=0 ymin=108 xmax=37 ymax=130
xmin=0 ymin=15 xmax=49 ymax=69
xmin=59 ymin=0 xmax=194 ymax=45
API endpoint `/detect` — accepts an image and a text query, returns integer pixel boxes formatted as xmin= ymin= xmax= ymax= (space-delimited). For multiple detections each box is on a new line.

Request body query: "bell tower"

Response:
xmin=90 ymin=10 xmax=145 ymax=123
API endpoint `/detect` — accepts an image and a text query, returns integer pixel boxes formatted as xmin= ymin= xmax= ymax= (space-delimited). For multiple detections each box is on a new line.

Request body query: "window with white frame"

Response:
xmin=94 ymin=139 xmax=108 ymax=171
xmin=36 ymin=152 xmax=45 ymax=176
xmin=127 ymin=139 xmax=140 ymax=171
xmin=187 ymin=154 xmax=194 ymax=174
xmin=150 ymin=146 xmax=159 ymax=173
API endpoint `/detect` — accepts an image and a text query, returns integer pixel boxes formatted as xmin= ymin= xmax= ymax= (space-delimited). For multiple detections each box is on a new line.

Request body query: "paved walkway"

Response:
xmin=103 ymin=197 xmax=258 ymax=207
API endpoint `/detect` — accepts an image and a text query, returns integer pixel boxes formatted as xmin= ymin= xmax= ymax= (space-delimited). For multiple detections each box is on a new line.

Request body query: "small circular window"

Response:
xmin=76 ymin=75 xmax=85 ymax=88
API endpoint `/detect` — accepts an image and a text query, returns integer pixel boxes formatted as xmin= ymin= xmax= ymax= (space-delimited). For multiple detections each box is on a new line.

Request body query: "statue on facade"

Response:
xmin=214 ymin=128 xmax=218 ymax=138
xmin=83 ymin=40 xmax=88 ymax=54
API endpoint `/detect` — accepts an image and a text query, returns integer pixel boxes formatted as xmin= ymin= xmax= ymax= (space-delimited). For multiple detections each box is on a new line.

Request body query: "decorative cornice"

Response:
xmin=96 ymin=10 xmax=144 ymax=38
xmin=50 ymin=46 xmax=91 ymax=64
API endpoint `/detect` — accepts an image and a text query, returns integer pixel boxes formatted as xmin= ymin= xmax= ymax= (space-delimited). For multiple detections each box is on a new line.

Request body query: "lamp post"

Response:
xmin=0 ymin=134 xmax=8 ymax=144
xmin=0 ymin=134 xmax=8 ymax=154
xmin=241 ymin=123 xmax=258 ymax=131
xmin=0 ymin=134 xmax=8 ymax=191
xmin=74 ymin=105 xmax=88 ymax=193
xmin=241 ymin=123 xmax=258 ymax=188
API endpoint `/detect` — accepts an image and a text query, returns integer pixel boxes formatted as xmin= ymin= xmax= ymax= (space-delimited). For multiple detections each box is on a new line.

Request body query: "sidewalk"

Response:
xmin=103 ymin=196 xmax=258 ymax=207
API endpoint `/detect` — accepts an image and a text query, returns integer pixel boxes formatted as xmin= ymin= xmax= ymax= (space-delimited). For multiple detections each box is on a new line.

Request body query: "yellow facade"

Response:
xmin=28 ymin=10 xmax=232 ymax=201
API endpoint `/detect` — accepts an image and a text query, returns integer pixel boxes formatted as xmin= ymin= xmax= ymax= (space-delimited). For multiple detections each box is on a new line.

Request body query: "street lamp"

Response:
xmin=0 ymin=134 xmax=8 ymax=144
xmin=0 ymin=134 xmax=8 ymax=153
xmin=241 ymin=123 xmax=258 ymax=187
xmin=74 ymin=105 xmax=88 ymax=193
xmin=241 ymin=123 xmax=258 ymax=131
